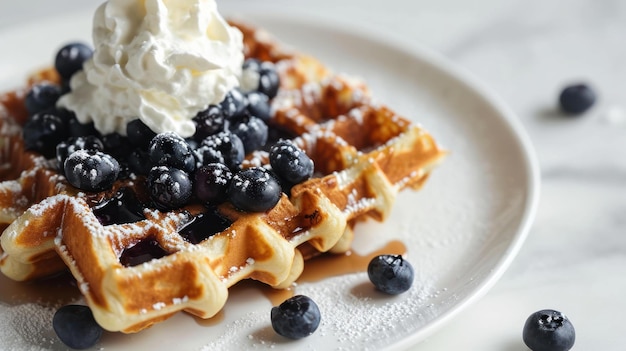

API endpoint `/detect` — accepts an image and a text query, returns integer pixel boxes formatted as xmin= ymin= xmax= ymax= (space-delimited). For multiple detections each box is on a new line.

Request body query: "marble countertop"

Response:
xmin=1 ymin=1 xmax=624 ymax=350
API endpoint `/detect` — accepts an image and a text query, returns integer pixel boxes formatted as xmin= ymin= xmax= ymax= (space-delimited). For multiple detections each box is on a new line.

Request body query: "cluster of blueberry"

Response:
xmin=22 ymin=43 xmax=315 ymax=213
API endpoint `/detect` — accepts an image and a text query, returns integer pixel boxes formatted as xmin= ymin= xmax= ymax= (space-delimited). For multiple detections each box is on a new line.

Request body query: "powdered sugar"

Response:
xmin=0 ymin=303 xmax=61 ymax=351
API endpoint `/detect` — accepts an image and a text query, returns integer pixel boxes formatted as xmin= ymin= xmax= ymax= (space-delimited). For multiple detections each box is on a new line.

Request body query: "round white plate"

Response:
xmin=0 ymin=11 xmax=539 ymax=351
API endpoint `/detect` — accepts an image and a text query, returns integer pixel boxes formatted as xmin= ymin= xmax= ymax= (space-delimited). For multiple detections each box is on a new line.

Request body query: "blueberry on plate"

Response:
xmin=148 ymin=132 xmax=196 ymax=174
xmin=22 ymin=111 xmax=70 ymax=159
xmin=147 ymin=166 xmax=193 ymax=210
xmin=523 ymin=309 xmax=575 ymax=351
xmin=192 ymin=105 xmax=226 ymax=141
xmin=271 ymin=295 xmax=321 ymax=339
xmin=56 ymin=135 xmax=104 ymax=172
xmin=367 ymin=254 xmax=414 ymax=295
xmin=228 ymin=167 xmax=281 ymax=212
xmin=24 ymin=83 xmax=63 ymax=116
xmin=64 ymin=150 xmax=120 ymax=192
xmin=194 ymin=163 xmax=233 ymax=205
xmin=559 ymin=83 xmax=596 ymax=115
xmin=53 ymin=305 xmax=103 ymax=350
xmin=220 ymin=88 xmax=247 ymax=119
xmin=126 ymin=119 xmax=157 ymax=149
xmin=197 ymin=131 xmax=245 ymax=170
xmin=229 ymin=115 xmax=268 ymax=154
xmin=269 ymin=140 xmax=314 ymax=186
xmin=55 ymin=42 xmax=93 ymax=81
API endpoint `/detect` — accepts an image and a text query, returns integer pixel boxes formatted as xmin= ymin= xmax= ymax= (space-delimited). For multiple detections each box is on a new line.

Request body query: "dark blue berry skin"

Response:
xmin=269 ymin=140 xmax=314 ymax=185
xmin=102 ymin=133 xmax=130 ymax=161
xmin=67 ymin=115 xmax=99 ymax=138
xmin=229 ymin=115 xmax=268 ymax=154
xmin=559 ymin=84 xmax=596 ymax=115
xmin=228 ymin=167 xmax=281 ymax=212
xmin=148 ymin=132 xmax=196 ymax=174
xmin=367 ymin=254 xmax=414 ymax=295
xmin=242 ymin=58 xmax=261 ymax=72
xmin=55 ymin=42 xmax=93 ymax=81
xmin=245 ymin=91 xmax=272 ymax=122
xmin=56 ymin=135 xmax=104 ymax=172
xmin=147 ymin=166 xmax=193 ymax=210
xmin=258 ymin=62 xmax=280 ymax=99
xmin=220 ymin=89 xmax=247 ymax=119
xmin=24 ymin=83 xmax=62 ymax=116
xmin=242 ymin=59 xmax=281 ymax=99
xmin=197 ymin=131 xmax=245 ymax=170
xmin=127 ymin=119 xmax=157 ymax=149
xmin=271 ymin=295 xmax=321 ymax=339
xmin=53 ymin=305 xmax=103 ymax=350
xmin=127 ymin=148 xmax=153 ymax=176
xmin=523 ymin=309 xmax=575 ymax=351
xmin=23 ymin=111 xmax=70 ymax=159
xmin=193 ymin=105 xmax=226 ymax=141
xmin=194 ymin=163 xmax=233 ymax=205
xmin=64 ymin=150 xmax=120 ymax=192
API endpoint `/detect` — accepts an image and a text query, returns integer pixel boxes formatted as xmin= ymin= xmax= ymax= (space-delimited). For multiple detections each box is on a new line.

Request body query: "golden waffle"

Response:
xmin=0 ymin=22 xmax=446 ymax=333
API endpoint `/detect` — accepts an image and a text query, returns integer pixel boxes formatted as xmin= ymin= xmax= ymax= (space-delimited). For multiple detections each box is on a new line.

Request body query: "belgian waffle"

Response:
xmin=0 ymin=21 xmax=446 ymax=333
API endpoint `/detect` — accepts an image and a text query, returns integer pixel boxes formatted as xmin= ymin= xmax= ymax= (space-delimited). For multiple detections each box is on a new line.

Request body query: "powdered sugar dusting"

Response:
xmin=0 ymin=303 xmax=61 ymax=351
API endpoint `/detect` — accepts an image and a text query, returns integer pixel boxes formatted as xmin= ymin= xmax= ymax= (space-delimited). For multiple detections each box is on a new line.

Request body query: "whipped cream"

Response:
xmin=57 ymin=0 xmax=244 ymax=138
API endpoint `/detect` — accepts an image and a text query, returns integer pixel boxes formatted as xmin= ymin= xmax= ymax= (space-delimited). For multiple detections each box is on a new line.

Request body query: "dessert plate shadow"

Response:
xmin=0 ymin=12 xmax=539 ymax=351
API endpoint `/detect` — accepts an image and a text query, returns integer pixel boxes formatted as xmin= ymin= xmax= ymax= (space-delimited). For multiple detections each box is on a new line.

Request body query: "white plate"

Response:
xmin=0 ymin=11 xmax=539 ymax=351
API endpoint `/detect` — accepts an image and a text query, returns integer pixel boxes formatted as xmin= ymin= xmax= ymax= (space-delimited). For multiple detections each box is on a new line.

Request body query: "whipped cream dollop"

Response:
xmin=57 ymin=0 xmax=244 ymax=138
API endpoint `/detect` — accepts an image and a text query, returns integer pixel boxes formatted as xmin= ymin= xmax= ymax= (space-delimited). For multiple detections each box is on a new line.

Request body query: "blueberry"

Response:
xmin=228 ymin=167 xmax=281 ymax=212
xmin=24 ymin=83 xmax=62 ymax=116
xmin=194 ymin=163 xmax=233 ymax=205
xmin=523 ymin=309 xmax=575 ymax=351
xmin=127 ymin=148 xmax=153 ymax=175
xmin=147 ymin=166 xmax=193 ymax=210
xmin=192 ymin=105 xmax=226 ymax=141
xmin=242 ymin=59 xmax=281 ymax=99
xmin=23 ymin=111 xmax=70 ymax=158
xmin=269 ymin=140 xmax=314 ymax=185
xmin=229 ymin=115 xmax=268 ymax=154
xmin=56 ymin=135 xmax=104 ymax=172
xmin=55 ymin=42 xmax=93 ymax=81
xmin=367 ymin=254 xmax=414 ymax=294
xmin=64 ymin=150 xmax=120 ymax=192
xmin=245 ymin=91 xmax=272 ymax=122
xmin=102 ymin=133 xmax=130 ymax=160
xmin=242 ymin=58 xmax=261 ymax=72
xmin=53 ymin=305 xmax=103 ymax=350
xmin=220 ymin=89 xmax=247 ymax=119
xmin=148 ymin=132 xmax=196 ymax=174
xmin=197 ymin=131 xmax=245 ymax=170
xmin=559 ymin=83 xmax=596 ymax=115
xmin=258 ymin=61 xmax=280 ymax=99
xmin=271 ymin=295 xmax=321 ymax=339
xmin=126 ymin=119 xmax=156 ymax=149
xmin=66 ymin=112 xmax=99 ymax=138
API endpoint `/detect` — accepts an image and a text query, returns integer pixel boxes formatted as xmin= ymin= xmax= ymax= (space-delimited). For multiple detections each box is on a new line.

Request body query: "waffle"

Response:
xmin=0 ymin=21 xmax=446 ymax=333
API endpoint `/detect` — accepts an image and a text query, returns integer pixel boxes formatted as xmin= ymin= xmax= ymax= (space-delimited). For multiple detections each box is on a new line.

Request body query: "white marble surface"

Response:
xmin=1 ymin=1 xmax=625 ymax=350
